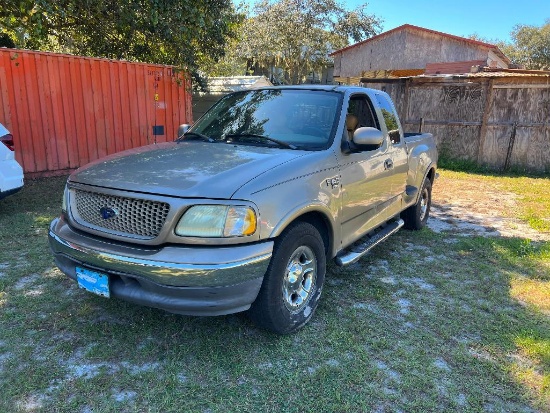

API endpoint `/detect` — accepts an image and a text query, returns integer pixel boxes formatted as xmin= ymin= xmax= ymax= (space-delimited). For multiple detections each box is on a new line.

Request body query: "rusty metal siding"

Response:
xmin=0 ymin=49 xmax=192 ymax=176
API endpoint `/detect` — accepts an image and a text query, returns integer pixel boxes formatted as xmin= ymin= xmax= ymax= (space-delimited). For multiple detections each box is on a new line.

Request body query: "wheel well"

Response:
xmin=427 ymin=167 xmax=436 ymax=184
xmin=291 ymin=212 xmax=332 ymax=257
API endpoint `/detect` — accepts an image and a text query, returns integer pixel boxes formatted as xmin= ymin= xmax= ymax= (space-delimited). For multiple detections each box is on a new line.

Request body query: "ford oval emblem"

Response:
xmin=100 ymin=207 xmax=118 ymax=220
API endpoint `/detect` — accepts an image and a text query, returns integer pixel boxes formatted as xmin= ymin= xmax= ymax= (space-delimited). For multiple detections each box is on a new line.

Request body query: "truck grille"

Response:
xmin=72 ymin=189 xmax=170 ymax=238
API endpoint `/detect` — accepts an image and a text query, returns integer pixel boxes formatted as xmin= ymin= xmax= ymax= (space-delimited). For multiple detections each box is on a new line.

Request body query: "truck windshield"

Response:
xmin=189 ymin=89 xmax=341 ymax=150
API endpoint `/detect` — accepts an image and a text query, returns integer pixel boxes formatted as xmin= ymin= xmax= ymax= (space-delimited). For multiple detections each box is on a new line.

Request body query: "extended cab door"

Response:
xmin=373 ymin=92 xmax=409 ymax=201
xmin=336 ymin=92 xmax=400 ymax=248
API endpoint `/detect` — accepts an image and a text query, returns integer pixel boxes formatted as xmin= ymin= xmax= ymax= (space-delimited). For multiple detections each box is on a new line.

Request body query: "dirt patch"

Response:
xmin=429 ymin=176 xmax=549 ymax=241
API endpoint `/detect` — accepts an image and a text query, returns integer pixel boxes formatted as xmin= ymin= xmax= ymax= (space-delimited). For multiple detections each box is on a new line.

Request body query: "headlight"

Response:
xmin=175 ymin=205 xmax=257 ymax=237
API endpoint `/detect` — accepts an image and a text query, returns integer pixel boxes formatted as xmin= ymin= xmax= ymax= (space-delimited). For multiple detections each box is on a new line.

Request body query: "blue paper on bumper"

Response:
xmin=76 ymin=267 xmax=110 ymax=298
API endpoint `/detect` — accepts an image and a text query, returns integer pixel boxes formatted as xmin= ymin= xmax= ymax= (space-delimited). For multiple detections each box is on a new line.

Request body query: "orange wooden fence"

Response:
xmin=0 ymin=49 xmax=192 ymax=177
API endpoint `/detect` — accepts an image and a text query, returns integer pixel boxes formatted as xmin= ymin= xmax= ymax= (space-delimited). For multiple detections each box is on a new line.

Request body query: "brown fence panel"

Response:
xmin=363 ymin=76 xmax=550 ymax=173
xmin=0 ymin=49 xmax=192 ymax=176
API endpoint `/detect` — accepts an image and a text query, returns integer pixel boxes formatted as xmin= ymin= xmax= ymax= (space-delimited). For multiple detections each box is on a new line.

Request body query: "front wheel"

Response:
xmin=248 ymin=222 xmax=326 ymax=334
xmin=401 ymin=178 xmax=432 ymax=230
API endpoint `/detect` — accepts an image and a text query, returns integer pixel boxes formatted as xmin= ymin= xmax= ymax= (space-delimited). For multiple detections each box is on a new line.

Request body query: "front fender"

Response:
xmin=270 ymin=201 xmax=335 ymax=236
xmin=269 ymin=201 xmax=337 ymax=258
xmin=232 ymin=150 xmax=342 ymax=251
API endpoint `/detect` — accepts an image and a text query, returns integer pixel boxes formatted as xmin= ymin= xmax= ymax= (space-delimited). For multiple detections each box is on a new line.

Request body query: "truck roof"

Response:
xmin=247 ymin=84 xmax=373 ymax=94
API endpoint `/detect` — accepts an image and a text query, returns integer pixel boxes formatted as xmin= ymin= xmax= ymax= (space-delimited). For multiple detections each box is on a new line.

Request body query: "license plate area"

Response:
xmin=76 ymin=267 xmax=110 ymax=298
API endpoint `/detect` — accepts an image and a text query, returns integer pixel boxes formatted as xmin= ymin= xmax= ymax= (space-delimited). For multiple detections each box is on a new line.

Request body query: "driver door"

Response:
xmin=337 ymin=93 xmax=396 ymax=248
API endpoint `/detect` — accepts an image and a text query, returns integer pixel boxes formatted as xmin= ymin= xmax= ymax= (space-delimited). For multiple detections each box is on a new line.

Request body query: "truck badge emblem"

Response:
xmin=100 ymin=207 xmax=118 ymax=220
xmin=326 ymin=177 xmax=340 ymax=189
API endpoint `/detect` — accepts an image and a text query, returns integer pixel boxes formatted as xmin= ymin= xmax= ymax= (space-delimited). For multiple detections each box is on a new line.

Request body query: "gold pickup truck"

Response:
xmin=49 ymin=85 xmax=438 ymax=334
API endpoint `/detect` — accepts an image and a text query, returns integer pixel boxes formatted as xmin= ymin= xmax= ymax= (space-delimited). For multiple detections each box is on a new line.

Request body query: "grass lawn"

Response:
xmin=0 ymin=170 xmax=549 ymax=413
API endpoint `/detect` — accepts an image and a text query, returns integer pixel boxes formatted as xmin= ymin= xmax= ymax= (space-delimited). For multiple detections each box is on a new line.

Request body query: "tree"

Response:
xmin=502 ymin=20 xmax=550 ymax=70
xmin=229 ymin=0 xmax=382 ymax=84
xmin=334 ymin=3 xmax=383 ymax=43
xmin=0 ymin=0 xmax=241 ymax=87
xmin=196 ymin=2 xmax=250 ymax=78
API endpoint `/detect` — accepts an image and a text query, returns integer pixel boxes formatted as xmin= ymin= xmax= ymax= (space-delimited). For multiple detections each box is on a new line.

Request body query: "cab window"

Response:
xmin=344 ymin=94 xmax=383 ymax=152
xmin=347 ymin=95 xmax=379 ymax=131
xmin=375 ymin=94 xmax=401 ymax=144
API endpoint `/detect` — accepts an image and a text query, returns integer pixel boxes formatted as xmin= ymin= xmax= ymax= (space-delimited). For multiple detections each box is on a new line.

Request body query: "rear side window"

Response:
xmin=375 ymin=94 xmax=401 ymax=144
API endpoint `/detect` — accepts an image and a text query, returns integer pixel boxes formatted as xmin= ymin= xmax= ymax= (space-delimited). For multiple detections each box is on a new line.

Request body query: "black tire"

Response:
xmin=248 ymin=222 xmax=326 ymax=334
xmin=401 ymin=178 xmax=432 ymax=230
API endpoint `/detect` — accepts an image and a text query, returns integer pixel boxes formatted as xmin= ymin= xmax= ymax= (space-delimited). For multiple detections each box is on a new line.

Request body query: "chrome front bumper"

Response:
xmin=48 ymin=217 xmax=274 ymax=315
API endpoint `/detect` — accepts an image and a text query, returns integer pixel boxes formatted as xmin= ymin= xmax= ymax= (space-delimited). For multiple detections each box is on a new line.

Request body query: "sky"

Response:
xmin=360 ymin=0 xmax=549 ymax=43
xmin=242 ymin=0 xmax=550 ymax=44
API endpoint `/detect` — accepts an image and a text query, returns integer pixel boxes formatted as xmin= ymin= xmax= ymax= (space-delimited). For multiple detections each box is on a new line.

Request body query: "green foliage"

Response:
xmin=0 ymin=0 xmax=241 ymax=86
xmin=333 ymin=3 xmax=382 ymax=43
xmin=219 ymin=0 xmax=382 ymax=84
xmin=196 ymin=2 xmax=249 ymax=77
xmin=438 ymin=154 xmax=489 ymax=174
xmin=499 ymin=19 xmax=550 ymax=70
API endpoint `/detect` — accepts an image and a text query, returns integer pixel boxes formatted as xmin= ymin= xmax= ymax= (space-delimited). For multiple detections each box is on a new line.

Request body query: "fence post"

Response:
xmin=403 ymin=78 xmax=410 ymax=132
xmin=504 ymin=122 xmax=518 ymax=171
xmin=477 ymin=78 xmax=494 ymax=165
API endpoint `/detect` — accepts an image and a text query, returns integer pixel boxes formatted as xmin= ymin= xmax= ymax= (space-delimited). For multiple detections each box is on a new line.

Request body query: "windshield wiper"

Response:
xmin=226 ymin=133 xmax=297 ymax=150
xmin=177 ymin=131 xmax=214 ymax=143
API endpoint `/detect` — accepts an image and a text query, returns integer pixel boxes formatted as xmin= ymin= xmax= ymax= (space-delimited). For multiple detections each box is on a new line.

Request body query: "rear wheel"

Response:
xmin=248 ymin=222 xmax=326 ymax=334
xmin=402 ymin=178 xmax=432 ymax=230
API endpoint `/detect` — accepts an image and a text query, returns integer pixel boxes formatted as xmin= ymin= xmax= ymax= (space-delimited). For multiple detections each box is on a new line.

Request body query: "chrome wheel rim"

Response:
xmin=282 ymin=245 xmax=317 ymax=313
xmin=419 ymin=187 xmax=429 ymax=222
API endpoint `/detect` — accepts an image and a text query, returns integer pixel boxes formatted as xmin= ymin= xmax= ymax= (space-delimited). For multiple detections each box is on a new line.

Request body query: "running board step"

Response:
xmin=335 ymin=219 xmax=404 ymax=266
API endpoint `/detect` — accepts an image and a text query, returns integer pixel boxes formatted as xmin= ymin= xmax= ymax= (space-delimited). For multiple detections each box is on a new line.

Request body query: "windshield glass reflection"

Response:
xmin=189 ymin=89 xmax=341 ymax=150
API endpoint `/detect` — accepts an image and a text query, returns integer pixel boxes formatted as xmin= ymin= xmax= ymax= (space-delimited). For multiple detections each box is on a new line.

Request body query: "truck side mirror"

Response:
xmin=177 ymin=124 xmax=191 ymax=140
xmin=353 ymin=127 xmax=384 ymax=148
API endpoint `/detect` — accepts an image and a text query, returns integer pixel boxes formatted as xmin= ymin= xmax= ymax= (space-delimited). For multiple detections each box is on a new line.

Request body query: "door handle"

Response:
xmin=384 ymin=159 xmax=394 ymax=170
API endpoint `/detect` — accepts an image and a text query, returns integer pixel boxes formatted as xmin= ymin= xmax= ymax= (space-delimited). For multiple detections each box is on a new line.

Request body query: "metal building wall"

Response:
xmin=0 ymin=49 xmax=192 ymax=176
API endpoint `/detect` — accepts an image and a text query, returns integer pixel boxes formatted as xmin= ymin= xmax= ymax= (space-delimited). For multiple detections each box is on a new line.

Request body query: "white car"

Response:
xmin=0 ymin=123 xmax=24 ymax=199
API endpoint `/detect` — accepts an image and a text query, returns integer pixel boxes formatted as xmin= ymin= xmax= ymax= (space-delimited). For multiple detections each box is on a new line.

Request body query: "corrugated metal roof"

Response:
xmin=467 ymin=71 xmax=550 ymax=78
xmin=388 ymin=69 xmax=426 ymax=77
xmin=335 ymin=69 xmax=425 ymax=83
xmin=357 ymin=70 xmax=550 ymax=83
xmin=479 ymin=67 xmax=550 ymax=76
xmin=334 ymin=67 xmax=550 ymax=85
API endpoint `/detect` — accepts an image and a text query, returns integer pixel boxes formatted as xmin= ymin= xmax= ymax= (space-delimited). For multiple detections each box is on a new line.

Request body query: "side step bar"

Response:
xmin=335 ymin=219 xmax=404 ymax=266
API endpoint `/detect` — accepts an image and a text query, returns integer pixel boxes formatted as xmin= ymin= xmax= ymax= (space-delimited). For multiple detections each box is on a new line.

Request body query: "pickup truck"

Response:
xmin=49 ymin=85 xmax=437 ymax=334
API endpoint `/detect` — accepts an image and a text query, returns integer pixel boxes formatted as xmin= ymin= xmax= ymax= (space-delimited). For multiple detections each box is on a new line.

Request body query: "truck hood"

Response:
xmin=70 ymin=141 xmax=308 ymax=199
